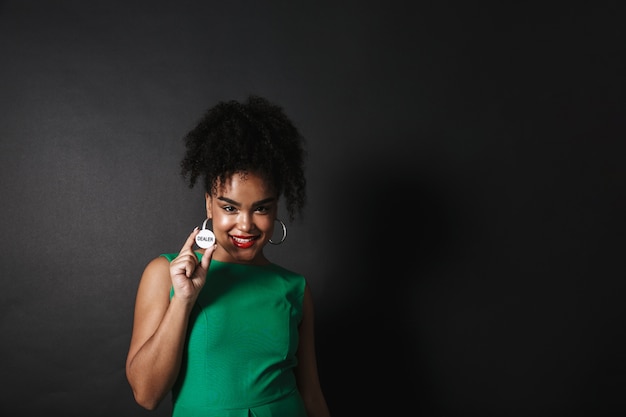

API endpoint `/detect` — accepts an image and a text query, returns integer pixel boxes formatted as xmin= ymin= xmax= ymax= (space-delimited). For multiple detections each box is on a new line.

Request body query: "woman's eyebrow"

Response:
xmin=217 ymin=196 xmax=276 ymax=206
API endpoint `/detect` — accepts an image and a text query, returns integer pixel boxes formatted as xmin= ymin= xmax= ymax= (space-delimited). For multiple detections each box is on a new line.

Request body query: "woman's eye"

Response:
xmin=223 ymin=205 xmax=235 ymax=212
xmin=255 ymin=206 xmax=268 ymax=213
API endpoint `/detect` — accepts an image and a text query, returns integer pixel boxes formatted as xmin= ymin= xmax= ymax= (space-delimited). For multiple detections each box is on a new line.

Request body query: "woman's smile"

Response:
xmin=230 ymin=234 xmax=259 ymax=249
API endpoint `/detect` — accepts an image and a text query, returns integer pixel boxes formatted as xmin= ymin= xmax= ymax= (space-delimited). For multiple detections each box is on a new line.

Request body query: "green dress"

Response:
xmin=161 ymin=253 xmax=308 ymax=417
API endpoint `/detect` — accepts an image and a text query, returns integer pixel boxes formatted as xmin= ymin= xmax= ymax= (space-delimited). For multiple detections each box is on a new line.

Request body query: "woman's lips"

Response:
xmin=230 ymin=235 xmax=257 ymax=249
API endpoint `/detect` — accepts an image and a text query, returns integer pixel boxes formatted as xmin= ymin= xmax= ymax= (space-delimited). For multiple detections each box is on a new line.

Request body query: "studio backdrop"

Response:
xmin=1 ymin=1 xmax=625 ymax=416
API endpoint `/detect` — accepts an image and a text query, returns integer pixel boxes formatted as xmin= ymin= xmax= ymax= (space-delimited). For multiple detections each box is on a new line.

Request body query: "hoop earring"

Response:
xmin=195 ymin=218 xmax=216 ymax=248
xmin=269 ymin=219 xmax=287 ymax=245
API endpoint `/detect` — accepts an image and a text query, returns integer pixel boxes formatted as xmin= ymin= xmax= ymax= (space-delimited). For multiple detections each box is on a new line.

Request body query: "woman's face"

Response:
xmin=205 ymin=171 xmax=278 ymax=265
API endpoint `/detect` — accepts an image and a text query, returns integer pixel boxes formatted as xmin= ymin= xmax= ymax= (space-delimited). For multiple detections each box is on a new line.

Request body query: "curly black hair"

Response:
xmin=180 ymin=95 xmax=307 ymax=222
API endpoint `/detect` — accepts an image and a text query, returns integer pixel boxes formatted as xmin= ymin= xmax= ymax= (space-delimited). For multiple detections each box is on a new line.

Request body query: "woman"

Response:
xmin=126 ymin=96 xmax=331 ymax=417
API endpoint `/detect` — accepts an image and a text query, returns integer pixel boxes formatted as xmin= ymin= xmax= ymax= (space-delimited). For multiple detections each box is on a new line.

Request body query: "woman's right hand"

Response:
xmin=126 ymin=228 xmax=215 ymax=409
xmin=169 ymin=228 xmax=216 ymax=301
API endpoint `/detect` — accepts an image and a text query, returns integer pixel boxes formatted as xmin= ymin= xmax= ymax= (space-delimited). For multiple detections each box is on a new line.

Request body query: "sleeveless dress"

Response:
xmin=161 ymin=253 xmax=308 ymax=417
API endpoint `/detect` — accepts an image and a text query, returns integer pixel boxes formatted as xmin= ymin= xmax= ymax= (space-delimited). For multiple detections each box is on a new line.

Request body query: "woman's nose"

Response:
xmin=237 ymin=213 xmax=252 ymax=232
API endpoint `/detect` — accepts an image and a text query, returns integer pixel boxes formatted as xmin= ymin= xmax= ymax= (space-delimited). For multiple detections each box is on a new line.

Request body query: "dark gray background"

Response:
xmin=1 ymin=1 xmax=625 ymax=416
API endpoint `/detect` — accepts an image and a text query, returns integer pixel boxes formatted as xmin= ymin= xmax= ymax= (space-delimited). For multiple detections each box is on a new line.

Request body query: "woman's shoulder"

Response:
xmin=136 ymin=255 xmax=172 ymax=292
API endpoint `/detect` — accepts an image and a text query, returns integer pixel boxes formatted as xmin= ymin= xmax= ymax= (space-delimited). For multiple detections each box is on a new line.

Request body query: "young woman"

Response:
xmin=126 ymin=96 xmax=331 ymax=417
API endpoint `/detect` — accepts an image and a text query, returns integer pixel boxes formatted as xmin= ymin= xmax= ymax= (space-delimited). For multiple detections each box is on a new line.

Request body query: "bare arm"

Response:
xmin=295 ymin=284 xmax=332 ymax=417
xmin=125 ymin=229 xmax=215 ymax=410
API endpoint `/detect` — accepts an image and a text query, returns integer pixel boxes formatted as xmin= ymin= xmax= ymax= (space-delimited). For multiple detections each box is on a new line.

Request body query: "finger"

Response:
xmin=170 ymin=253 xmax=198 ymax=279
xmin=200 ymin=244 xmax=217 ymax=271
xmin=185 ymin=262 xmax=195 ymax=278
xmin=192 ymin=246 xmax=215 ymax=279
xmin=180 ymin=227 xmax=200 ymax=253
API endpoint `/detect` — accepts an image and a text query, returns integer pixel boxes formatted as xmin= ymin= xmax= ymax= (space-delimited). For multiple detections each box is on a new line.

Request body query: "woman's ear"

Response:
xmin=205 ymin=192 xmax=212 ymax=219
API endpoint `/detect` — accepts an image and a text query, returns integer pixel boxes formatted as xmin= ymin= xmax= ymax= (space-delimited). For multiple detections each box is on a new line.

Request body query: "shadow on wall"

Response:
xmin=315 ymin=154 xmax=464 ymax=416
